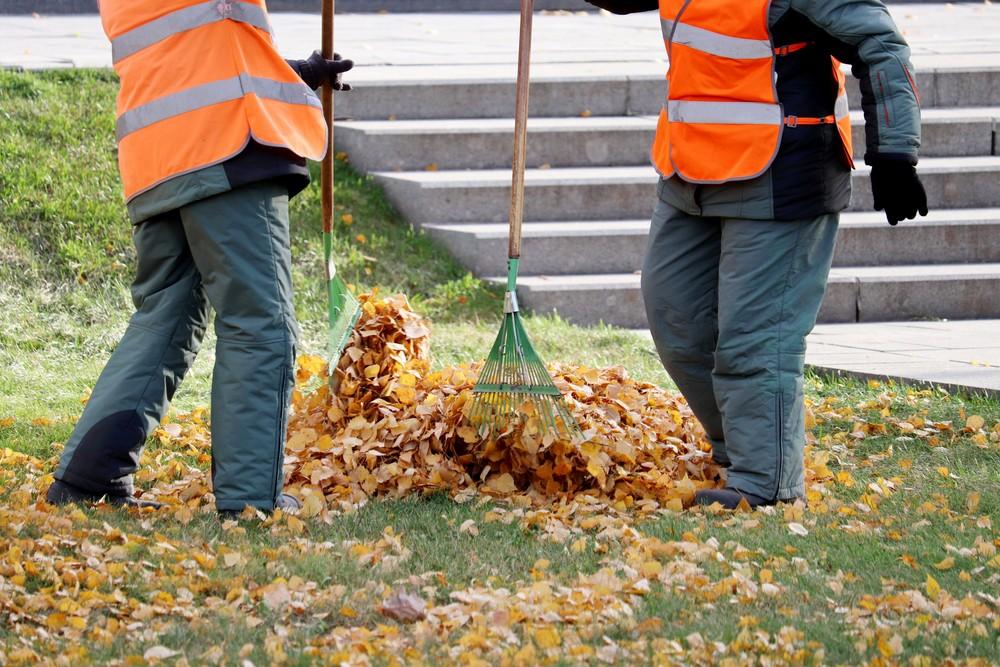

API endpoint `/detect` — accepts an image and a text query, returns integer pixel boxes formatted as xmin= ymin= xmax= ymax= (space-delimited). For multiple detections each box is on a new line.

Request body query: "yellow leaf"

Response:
xmin=586 ymin=459 xmax=607 ymax=486
xmin=339 ymin=605 xmax=358 ymax=618
xmin=640 ymin=560 xmax=662 ymax=578
xmin=966 ymin=491 xmax=981 ymax=513
xmin=836 ymin=471 xmax=855 ymax=487
xmin=534 ymin=626 xmax=561 ymax=649
xmin=364 ymin=364 xmax=381 ymax=379
xmin=878 ymin=634 xmax=903 ymax=657
xmin=925 ymin=574 xmax=941 ymax=600
xmin=965 ymin=415 xmax=985 ymax=430
xmin=934 ymin=557 xmax=955 ymax=571
xmin=936 ymin=466 xmax=950 ymax=478
xmin=486 ymin=473 xmax=517 ymax=495
xmin=46 ymin=612 xmax=67 ymax=630
xmin=394 ymin=385 xmax=416 ymax=404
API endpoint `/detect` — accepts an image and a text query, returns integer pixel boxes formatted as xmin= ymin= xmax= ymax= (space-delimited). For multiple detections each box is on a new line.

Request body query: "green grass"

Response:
xmin=2 ymin=70 xmax=999 ymax=665
xmin=0 ymin=69 xmax=671 ymax=420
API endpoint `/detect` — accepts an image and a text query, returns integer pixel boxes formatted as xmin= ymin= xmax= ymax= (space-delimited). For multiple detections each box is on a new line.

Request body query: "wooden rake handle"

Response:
xmin=509 ymin=0 xmax=535 ymax=260
xmin=321 ymin=0 xmax=335 ymax=249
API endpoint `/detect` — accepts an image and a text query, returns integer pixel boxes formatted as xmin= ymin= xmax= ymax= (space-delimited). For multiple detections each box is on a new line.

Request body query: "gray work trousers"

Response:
xmin=641 ymin=194 xmax=839 ymax=500
xmin=55 ymin=181 xmax=298 ymax=512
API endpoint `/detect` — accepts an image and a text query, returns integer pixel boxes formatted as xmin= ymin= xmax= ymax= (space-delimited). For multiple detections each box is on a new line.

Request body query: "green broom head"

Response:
xmin=325 ymin=232 xmax=362 ymax=370
xmin=469 ymin=260 xmax=582 ymax=442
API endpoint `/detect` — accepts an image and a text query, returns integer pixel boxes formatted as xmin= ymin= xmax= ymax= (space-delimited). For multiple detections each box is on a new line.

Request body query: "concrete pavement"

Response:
xmin=634 ymin=323 xmax=1000 ymax=396
xmin=3 ymin=4 xmax=1000 ymax=71
xmin=807 ymin=321 xmax=1000 ymax=396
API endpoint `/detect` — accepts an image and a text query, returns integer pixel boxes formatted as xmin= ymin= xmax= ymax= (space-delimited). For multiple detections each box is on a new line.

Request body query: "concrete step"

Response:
xmin=338 ymin=108 xmax=1000 ymax=172
xmin=426 ymin=208 xmax=1000 ymax=276
xmin=373 ymin=157 xmax=1000 ymax=225
xmin=503 ymin=263 xmax=1000 ymax=327
xmin=338 ymin=64 xmax=1000 ymax=120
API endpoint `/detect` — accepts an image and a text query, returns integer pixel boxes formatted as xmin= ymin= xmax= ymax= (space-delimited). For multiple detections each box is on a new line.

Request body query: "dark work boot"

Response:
xmin=218 ymin=493 xmax=301 ymax=520
xmin=695 ymin=487 xmax=774 ymax=510
xmin=45 ymin=479 xmax=163 ymax=509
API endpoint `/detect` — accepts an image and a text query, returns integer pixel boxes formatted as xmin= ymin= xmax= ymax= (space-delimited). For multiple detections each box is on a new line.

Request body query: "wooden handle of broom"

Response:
xmin=509 ymin=0 xmax=534 ymax=260
xmin=321 ymin=0 xmax=335 ymax=259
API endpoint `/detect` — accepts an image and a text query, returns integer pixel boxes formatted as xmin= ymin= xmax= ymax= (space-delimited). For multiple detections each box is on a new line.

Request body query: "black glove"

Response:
xmin=584 ymin=0 xmax=659 ymax=14
xmin=288 ymin=50 xmax=354 ymax=91
xmin=869 ymin=156 xmax=929 ymax=226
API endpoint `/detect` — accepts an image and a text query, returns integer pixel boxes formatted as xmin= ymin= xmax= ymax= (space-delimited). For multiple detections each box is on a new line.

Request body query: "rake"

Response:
xmin=468 ymin=0 xmax=582 ymax=442
xmin=321 ymin=0 xmax=361 ymax=374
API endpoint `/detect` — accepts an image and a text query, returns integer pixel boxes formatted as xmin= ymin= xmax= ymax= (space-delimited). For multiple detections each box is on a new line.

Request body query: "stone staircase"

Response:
xmin=336 ymin=64 xmax=1000 ymax=326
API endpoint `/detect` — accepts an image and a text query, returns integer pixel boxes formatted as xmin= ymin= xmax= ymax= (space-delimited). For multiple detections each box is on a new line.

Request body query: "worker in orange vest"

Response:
xmin=587 ymin=0 xmax=927 ymax=508
xmin=45 ymin=0 xmax=351 ymax=517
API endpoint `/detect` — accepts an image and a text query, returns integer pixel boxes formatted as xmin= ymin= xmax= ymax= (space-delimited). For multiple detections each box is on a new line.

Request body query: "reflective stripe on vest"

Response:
xmin=116 ymin=74 xmax=320 ymax=141
xmin=111 ymin=0 xmax=272 ymax=64
xmin=668 ymin=100 xmax=782 ymax=126
xmin=661 ymin=19 xmax=772 ymax=60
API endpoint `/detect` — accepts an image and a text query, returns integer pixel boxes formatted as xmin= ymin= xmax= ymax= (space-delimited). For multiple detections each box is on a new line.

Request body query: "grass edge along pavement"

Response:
xmin=2 ymin=70 xmax=1000 ymax=664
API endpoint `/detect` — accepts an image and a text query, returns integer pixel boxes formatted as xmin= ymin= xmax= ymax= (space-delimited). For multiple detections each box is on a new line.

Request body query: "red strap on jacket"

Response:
xmin=774 ymin=41 xmax=813 ymax=56
xmin=785 ymin=114 xmax=836 ymax=127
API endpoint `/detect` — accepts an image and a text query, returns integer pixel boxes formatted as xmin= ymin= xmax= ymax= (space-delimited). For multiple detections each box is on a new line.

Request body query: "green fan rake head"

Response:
xmin=324 ymin=229 xmax=362 ymax=365
xmin=469 ymin=260 xmax=582 ymax=442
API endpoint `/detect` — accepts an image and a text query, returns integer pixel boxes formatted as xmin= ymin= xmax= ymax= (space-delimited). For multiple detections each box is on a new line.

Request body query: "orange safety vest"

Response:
xmin=100 ymin=0 xmax=328 ymax=201
xmin=651 ymin=0 xmax=854 ymax=184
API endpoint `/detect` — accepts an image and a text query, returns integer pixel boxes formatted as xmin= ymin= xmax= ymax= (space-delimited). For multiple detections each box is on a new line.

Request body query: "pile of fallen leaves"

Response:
xmin=282 ymin=292 xmax=726 ymax=515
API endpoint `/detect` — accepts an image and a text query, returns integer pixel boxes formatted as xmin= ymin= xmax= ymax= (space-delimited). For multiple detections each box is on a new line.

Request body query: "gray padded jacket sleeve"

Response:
xmin=786 ymin=0 xmax=922 ymax=163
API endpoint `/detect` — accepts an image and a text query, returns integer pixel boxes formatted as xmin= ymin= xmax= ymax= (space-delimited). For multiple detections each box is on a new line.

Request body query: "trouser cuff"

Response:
xmin=725 ymin=473 xmax=803 ymax=502
xmin=57 ymin=468 xmax=133 ymax=497
xmin=215 ymin=497 xmax=277 ymax=512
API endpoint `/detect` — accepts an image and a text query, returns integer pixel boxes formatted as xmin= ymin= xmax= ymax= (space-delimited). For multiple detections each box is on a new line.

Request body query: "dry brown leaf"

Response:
xmin=379 ymin=591 xmax=427 ymax=623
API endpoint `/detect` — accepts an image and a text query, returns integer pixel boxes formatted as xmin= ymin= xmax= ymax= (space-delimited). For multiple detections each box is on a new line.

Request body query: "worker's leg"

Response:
xmin=713 ymin=214 xmax=840 ymax=501
xmin=55 ymin=213 xmax=211 ymax=495
xmin=180 ymin=181 xmax=298 ymax=513
xmin=641 ymin=199 xmax=728 ymax=465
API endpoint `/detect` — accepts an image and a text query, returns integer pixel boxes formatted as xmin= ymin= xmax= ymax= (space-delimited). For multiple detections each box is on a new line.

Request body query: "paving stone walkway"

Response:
xmin=807 ymin=321 xmax=1000 ymax=396
xmin=2 ymin=4 xmax=999 ymax=396
xmin=638 ymin=322 xmax=1000 ymax=397
xmin=3 ymin=3 xmax=1000 ymax=71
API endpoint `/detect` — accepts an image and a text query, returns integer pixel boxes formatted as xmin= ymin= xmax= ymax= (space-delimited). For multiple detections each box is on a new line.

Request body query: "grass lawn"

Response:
xmin=1 ymin=70 xmax=999 ymax=665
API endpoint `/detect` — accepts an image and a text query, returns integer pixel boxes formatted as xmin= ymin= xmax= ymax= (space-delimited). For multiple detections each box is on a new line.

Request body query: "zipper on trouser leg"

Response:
xmin=269 ymin=361 xmax=290 ymax=507
xmin=774 ymin=390 xmax=784 ymax=502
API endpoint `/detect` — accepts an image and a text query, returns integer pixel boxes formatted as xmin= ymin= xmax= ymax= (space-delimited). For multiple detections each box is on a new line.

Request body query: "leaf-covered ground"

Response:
xmin=2 ymin=70 xmax=999 ymax=665
xmin=3 ymin=353 xmax=999 ymax=665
